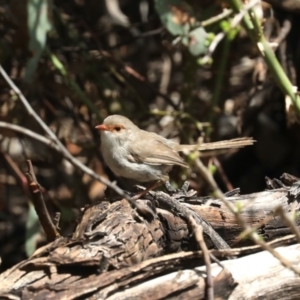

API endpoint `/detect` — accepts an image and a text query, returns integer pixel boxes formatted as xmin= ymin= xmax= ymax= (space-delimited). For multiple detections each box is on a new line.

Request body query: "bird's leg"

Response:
xmin=132 ymin=180 xmax=162 ymax=200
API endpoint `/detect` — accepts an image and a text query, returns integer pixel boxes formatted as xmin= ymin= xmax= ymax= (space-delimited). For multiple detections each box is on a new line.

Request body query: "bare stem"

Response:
xmin=0 ymin=65 xmax=138 ymax=208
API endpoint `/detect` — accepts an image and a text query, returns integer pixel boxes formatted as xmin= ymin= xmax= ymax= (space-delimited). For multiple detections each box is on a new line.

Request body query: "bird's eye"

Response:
xmin=114 ymin=126 xmax=122 ymax=132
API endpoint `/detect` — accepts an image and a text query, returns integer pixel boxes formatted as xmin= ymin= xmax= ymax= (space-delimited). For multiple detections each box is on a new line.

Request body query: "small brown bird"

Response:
xmin=96 ymin=115 xmax=254 ymax=198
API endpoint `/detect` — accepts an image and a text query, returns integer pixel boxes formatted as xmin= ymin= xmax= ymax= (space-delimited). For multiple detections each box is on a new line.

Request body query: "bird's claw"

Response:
xmin=164 ymin=181 xmax=197 ymax=199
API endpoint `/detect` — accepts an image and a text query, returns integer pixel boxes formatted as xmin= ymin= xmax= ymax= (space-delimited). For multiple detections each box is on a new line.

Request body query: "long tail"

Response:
xmin=174 ymin=137 xmax=255 ymax=152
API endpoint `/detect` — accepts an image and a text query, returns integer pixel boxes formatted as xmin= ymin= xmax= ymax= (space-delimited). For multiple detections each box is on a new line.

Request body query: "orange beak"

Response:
xmin=95 ymin=124 xmax=109 ymax=131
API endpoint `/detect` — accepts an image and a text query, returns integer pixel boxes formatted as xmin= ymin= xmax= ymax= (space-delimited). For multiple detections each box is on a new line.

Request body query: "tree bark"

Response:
xmin=0 ymin=178 xmax=300 ymax=299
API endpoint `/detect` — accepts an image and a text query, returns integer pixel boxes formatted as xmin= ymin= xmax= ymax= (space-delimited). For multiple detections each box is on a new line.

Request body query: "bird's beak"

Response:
xmin=95 ymin=124 xmax=109 ymax=131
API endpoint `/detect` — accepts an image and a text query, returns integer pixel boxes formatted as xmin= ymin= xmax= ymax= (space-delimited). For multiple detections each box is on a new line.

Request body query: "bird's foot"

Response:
xmin=164 ymin=181 xmax=197 ymax=199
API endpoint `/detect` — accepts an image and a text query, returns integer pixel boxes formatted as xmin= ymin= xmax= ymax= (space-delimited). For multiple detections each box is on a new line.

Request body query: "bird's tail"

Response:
xmin=174 ymin=137 xmax=255 ymax=154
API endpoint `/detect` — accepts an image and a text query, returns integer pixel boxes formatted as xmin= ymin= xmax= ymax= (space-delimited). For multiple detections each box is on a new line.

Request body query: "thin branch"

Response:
xmin=0 ymin=65 xmax=143 ymax=212
xmin=25 ymin=160 xmax=60 ymax=241
xmin=201 ymin=9 xmax=233 ymax=27
xmin=272 ymin=18 xmax=292 ymax=47
xmin=228 ymin=0 xmax=300 ymax=115
xmin=212 ymin=158 xmax=234 ymax=191
xmin=202 ymin=0 xmax=260 ymax=64
xmin=1 ymin=150 xmax=29 ymax=195
xmin=0 ymin=122 xmax=59 ymax=151
xmin=193 ymin=156 xmax=300 ymax=275
xmin=188 ymin=216 xmax=213 ymax=300
xmin=201 ymin=32 xmax=225 ymax=64
xmin=230 ymin=0 xmax=260 ymax=28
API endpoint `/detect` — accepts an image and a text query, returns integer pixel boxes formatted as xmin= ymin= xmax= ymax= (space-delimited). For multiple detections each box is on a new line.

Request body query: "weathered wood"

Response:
xmin=1 ymin=243 xmax=299 ymax=299
xmin=189 ymin=187 xmax=300 ymax=246
xmin=0 ymin=180 xmax=299 ymax=299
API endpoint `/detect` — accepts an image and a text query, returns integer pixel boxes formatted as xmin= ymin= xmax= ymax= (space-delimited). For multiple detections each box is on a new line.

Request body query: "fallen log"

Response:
xmin=0 ymin=175 xmax=300 ymax=299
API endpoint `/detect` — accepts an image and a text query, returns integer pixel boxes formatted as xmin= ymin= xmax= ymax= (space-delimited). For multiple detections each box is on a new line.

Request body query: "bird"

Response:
xmin=96 ymin=115 xmax=254 ymax=198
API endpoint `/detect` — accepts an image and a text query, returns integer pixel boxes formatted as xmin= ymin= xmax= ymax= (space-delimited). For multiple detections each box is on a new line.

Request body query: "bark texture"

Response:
xmin=0 ymin=178 xmax=300 ymax=299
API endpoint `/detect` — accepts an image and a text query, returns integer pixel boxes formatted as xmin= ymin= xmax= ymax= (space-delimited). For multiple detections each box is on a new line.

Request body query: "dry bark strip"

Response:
xmin=0 ymin=179 xmax=300 ymax=299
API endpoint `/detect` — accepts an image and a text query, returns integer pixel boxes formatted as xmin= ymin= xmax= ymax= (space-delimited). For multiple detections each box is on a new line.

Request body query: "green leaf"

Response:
xmin=155 ymin=0 xmax=195 ymax=36
xmin=220 ymin=20 xmax=230 ymax=32
xmin=208 ymin=163 xmax=217 ymax=174
xmin=25 ymin=0 xmax=52 ymax=83
xmin=185 ymin=27 xmax=208 ymax=56
xmin=155 ymin=0 xmax=208 ymax=56
xmin=25 ymin=202 xmax=41 ymax=256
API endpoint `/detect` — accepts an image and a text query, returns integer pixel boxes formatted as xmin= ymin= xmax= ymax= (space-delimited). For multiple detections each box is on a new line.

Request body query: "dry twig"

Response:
xmin=0 ymin=65 xmax=147 ymax=214
xmin=188 ymin=216 xmax=213 ymax=300
xmin=25 ymin=160 xmax=60 ymax=241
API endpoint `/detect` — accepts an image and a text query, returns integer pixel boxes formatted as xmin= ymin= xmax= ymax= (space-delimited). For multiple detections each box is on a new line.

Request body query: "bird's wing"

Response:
xmin=127 ymin=132 xmax=188 ymax=168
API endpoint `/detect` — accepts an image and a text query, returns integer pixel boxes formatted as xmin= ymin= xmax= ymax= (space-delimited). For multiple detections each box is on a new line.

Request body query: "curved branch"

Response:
xmin=0 ymin=65 xmax=138 ymax=209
